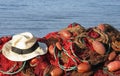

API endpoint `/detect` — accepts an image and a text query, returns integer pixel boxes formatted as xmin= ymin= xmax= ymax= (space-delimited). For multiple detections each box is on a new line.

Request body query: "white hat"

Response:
xmin=2 ymin=32 xmax=48 ymax=61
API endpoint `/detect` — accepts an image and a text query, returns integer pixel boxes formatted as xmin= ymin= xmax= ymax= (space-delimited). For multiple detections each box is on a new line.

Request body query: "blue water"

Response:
xmin=0 ymin=0 xmax=120 ymax=37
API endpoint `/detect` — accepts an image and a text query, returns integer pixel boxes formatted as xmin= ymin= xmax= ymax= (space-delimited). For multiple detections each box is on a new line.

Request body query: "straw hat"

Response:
xmin=2 ymin=32 xmax=48 ymax=61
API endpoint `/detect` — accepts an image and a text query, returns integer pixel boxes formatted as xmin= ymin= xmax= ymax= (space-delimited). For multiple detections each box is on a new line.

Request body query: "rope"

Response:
xmin=62 ymin=47 xmax=78 ymax=65
xmin=106 ymin=43 xmax=111 ymax=54
xmin=70 ymin=43 xmax=83 ymax=62
xmin=75 ymin=32 xmax=88 ymax=49
xmin=6 ymin=62 xmax=17 ymax=73
xmin=0 ymin=61 xmax=26 ymax=75
xmin=93 ymin=28 xmax=109 ymax=44
xmin=103 ymin=67 xmax=114 ymax=76
xmin=53 ymin=46 xmax=77 ymax=71
xmin=58 ymin=50 xmax=77 ymax=71
xmin=43 ymin=65 xmax=53 ymax=76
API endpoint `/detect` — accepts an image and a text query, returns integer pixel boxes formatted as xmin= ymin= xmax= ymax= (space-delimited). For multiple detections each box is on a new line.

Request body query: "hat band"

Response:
xmin=11 ymin=42 xmax=39 ymax=54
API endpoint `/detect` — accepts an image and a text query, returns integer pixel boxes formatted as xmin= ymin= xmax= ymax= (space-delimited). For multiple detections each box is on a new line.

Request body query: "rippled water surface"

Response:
xmin=0 ymin=0 xmax=120 ymax=37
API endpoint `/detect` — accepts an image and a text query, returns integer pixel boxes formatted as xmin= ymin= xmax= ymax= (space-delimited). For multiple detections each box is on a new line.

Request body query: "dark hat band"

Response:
xmin=11 ymin=42 xmax=39 ymax=54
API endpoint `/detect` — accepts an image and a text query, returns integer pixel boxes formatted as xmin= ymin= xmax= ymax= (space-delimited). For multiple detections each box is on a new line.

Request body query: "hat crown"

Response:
xmin=12 ymin=32 xmax=36 ymax=49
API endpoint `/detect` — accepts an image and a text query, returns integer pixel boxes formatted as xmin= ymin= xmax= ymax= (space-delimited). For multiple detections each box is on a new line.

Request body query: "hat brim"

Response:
xmin=2 ymin=41 xmax=48 ymax=61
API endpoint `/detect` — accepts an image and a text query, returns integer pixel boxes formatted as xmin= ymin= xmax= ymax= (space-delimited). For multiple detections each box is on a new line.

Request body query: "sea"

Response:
xmin=0 ymin=0 xmax=120 ymax=37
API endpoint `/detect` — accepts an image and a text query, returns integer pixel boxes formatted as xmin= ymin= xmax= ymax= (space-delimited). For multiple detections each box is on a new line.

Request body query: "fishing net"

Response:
xmin=0 ymin=23 xmax=120 ymax=76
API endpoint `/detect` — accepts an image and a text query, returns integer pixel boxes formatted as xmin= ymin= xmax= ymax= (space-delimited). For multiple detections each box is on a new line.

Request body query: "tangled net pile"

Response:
xmin=0 ymin=23 xmax=120 ymax=76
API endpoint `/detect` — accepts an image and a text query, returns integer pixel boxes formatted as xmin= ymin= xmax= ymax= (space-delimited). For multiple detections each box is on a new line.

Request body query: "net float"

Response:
xmin=30 ymin=57 xmax=39 ymax=67
xmin=50 ymin=67 xmax=64 ymax=76
xmin=92 ymin=40 xmax=106 ymax=55
xmin=77 ymin=62 xmax=91 ymax=73
xmin=107 ymin=61 xmax=120 ymax=72
xmin=56 ymin=42 xmax=62 ymax=50
xmin=108 ymin=51 xmax=116 ymax=61
xmin=48 ymin=44 xmax=55 ymax=55
xmin=97 ymin=24 xmax=106 ymax=31
xmin=58 ymin=30 xmax=72 ymax=39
